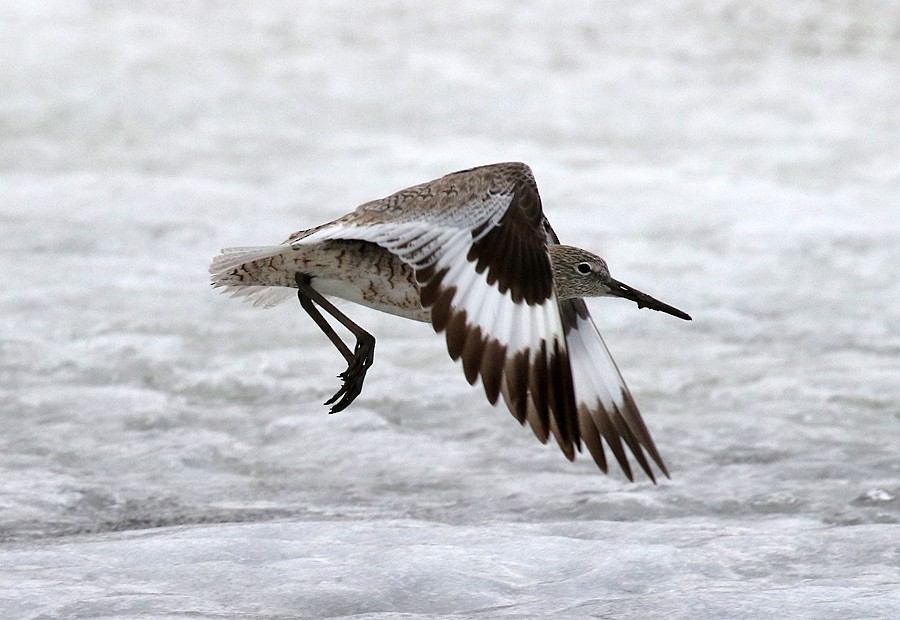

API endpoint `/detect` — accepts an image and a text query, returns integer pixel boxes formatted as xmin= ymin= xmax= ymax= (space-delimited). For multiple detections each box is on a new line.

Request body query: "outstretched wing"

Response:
xmin=560 ymin=299 xmax=668 ymax=482
xmin=295 ymin=162 xmax=580 ymax=454
xmin=296 ymin=162 xmax=666 ymax=480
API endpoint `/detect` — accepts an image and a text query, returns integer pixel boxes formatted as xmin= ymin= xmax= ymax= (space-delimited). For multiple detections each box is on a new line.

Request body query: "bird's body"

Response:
xmin=221 ymin=238 xmax=429 ymax=321
xmin=210 ymin=162 xmax=690 ymax=481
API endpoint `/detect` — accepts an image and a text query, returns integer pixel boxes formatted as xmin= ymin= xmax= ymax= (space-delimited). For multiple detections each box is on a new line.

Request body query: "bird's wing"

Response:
xmin=296 ymin=162 xmax=581 ymax=455
xmin=559 ymin=298 xmax=668 ymax=482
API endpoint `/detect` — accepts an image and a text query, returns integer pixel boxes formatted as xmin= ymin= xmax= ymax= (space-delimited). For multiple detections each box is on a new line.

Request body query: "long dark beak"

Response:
xmin=607 ymin=278 xmax=692 ymax=321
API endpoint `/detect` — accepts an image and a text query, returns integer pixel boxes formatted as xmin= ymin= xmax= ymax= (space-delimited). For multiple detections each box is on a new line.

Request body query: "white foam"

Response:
xmin=2 ymin=1 xmax=899 ymax=618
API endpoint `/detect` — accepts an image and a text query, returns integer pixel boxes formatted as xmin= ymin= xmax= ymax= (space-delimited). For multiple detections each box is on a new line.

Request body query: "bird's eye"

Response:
xmin=576 ymin=262 xmax=592 ymax=275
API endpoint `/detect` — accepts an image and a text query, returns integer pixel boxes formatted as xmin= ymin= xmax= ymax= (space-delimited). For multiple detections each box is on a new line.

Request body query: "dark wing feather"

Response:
xmin=559 ymin=298 xmax=668 ymax=481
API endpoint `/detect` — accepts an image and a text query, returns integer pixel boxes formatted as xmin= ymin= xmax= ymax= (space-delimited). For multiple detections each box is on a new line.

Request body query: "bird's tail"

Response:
xmin=208 ymin=246 xmax=298 ymax=308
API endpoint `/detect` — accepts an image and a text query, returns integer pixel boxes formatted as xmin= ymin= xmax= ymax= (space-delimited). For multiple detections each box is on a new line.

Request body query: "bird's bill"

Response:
xmin=607 ymin=278 xmax=692 ymax=321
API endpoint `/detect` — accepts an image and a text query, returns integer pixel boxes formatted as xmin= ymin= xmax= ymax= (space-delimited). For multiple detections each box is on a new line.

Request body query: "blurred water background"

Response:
xmin=1 ymin=1 xmax=899 ymax=617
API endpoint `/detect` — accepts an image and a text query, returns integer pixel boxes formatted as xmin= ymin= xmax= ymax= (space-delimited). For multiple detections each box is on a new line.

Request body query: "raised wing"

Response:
xmin=296 ymin=162 xmax=580 ymax=454
xmin=297 ymin=162 xmax=665 ymax=480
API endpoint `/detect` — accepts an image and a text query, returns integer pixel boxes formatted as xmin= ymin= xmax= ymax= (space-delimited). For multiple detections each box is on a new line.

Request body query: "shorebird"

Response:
xmin=210 ymin=162 xmax=690 ymax=481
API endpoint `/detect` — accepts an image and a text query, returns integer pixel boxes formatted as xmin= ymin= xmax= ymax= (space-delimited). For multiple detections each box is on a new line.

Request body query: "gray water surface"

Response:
xmin=1 ymin=2 xmax=899 ymax=618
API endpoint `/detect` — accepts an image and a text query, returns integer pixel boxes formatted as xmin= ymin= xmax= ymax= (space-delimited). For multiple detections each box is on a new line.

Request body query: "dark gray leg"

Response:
xmin=295 ymin=273 xmax=376 ymax=413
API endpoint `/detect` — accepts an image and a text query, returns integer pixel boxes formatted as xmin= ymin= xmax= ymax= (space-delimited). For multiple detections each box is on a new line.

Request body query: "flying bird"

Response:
xmin=209 ymin=162 xmax=691 ymax=481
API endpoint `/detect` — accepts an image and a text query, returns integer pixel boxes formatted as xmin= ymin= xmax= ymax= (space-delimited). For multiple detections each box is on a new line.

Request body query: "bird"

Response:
xmin=209 ymin=162 xmax=691 ymax=481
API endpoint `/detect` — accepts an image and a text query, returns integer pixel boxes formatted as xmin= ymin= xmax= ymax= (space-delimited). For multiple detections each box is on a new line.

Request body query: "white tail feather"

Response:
xmin=225 ymin=285 xmax=296 ymax=308
xmin=209 ymin=246 xmax=286 ymax=274
xmin=209 ymin=245 xmax=296 ymax=308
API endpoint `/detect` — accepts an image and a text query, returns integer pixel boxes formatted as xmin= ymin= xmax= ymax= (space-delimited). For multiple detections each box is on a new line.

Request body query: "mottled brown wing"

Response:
xmin=416 ymin=163 xmax=580 ymax=452
xmin=295 ymin=162 xmax=582 ymax=458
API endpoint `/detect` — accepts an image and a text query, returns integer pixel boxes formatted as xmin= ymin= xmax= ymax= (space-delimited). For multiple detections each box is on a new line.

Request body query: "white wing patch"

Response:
xmin=208 ymin=163 xmax=670 ymax=480
xmin=564 ymin=304 xmax=667 ymax=480
xmin=293 ymin=190 xmax=511 ymax=265
xmin=293 ymin=194 xmax=577 ymax=445
xmin=566 ymin=312 xmax=630 ymax=414
xmin=293 ymin=210 xmax=564 ymax=360
xmin=437 ymin=237 xmax=567 ymax=354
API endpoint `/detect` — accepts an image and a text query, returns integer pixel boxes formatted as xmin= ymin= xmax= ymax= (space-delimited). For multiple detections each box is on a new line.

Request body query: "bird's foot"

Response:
xmin=325 ymin=334 xmax=376 ymax=413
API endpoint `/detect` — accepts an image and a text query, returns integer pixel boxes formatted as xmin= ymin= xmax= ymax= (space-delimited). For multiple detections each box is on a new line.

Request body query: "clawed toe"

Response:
xmin=296 ymin=274 xmax=377 ymax=414
xmin=325 ymin=365 xmax=364 ymax=411
xmin=325 ymin=340 xmax=375 ymax=413
xmin=325 ymin=374 xmax=364 ymax=413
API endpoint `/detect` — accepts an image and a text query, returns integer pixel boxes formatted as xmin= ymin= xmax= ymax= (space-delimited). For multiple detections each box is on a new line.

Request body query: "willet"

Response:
xmin=209 ymin=162 xmax=690 ymax=481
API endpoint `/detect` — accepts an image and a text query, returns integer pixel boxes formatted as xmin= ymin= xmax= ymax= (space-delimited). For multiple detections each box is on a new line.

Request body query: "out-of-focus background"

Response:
xmin=2 ymin=1 xmax=899 ymax=617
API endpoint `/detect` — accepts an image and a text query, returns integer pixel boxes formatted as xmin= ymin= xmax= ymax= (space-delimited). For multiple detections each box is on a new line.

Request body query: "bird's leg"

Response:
xmin=295 ymin=273 xmax=376 ymax=413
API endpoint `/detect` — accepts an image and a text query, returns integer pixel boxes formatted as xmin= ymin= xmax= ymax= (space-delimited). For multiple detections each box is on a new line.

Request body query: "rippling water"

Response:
xmin=1 ymin=1 xmax=898 ymax=618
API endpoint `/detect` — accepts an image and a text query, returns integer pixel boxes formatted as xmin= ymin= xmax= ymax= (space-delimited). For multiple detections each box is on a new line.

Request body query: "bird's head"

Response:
xmin=548 ymin=245 xmax=691 ymax=320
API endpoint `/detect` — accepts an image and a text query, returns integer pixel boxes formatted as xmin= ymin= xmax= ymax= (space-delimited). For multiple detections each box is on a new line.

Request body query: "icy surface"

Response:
xmin=2 ymin=1 xmax=899 ymax=618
